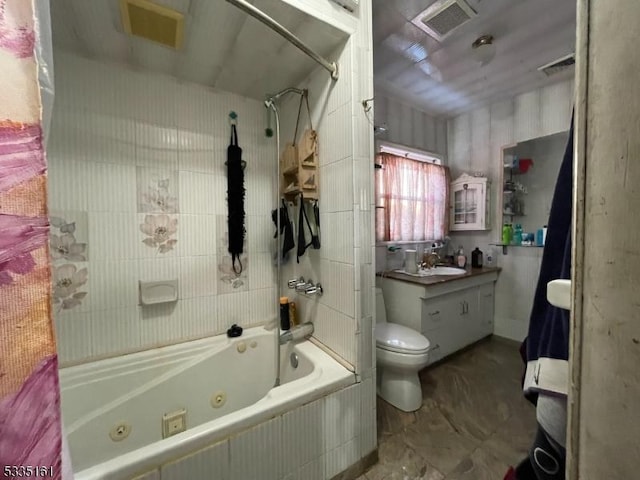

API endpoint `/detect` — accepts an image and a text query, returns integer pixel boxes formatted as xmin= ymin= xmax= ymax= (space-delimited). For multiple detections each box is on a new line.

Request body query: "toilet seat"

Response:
xmin=376 ymin=323 xmax=430 ymax=355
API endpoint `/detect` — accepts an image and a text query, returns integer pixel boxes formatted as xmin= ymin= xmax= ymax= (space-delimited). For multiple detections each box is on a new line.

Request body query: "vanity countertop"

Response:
xmin=378 ymin=266 xmax=501 ymax=287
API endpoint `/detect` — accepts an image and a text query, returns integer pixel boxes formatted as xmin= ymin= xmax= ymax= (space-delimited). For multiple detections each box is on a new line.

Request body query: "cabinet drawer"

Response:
xmin=421 ymin=293 xmax=459 ymax=332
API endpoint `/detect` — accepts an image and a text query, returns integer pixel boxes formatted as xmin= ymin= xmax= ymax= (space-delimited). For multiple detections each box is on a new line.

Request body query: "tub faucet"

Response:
xmin=279 ymin=322 xmax=314 ymax=345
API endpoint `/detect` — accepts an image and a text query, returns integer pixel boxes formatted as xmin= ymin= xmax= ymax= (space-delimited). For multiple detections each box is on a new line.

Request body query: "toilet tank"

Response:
xmin=375 ymin=288 xmax=387 ymax=323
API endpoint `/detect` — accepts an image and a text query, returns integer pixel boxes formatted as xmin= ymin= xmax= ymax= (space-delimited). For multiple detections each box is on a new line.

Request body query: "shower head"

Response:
xmin=265 ymin=87 xmax=306 ymax=106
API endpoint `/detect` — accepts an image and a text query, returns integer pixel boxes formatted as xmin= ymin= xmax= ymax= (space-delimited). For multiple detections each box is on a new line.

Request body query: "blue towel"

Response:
xmin=522 ymin=118 xmax=573 ymax=399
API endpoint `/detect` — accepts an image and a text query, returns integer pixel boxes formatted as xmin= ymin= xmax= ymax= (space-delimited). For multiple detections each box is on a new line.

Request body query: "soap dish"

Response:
xmin=139 ymin=279 xmax=178 ymax=305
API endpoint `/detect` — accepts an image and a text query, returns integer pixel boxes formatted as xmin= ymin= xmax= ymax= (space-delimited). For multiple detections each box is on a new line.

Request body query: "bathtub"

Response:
xmin=59 ymin=326 xmax=355 ymax=480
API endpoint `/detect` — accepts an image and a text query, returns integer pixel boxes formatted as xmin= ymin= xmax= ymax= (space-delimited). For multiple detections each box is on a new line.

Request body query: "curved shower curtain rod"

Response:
xmin=225 ymin=0 xmax=339 ymax=80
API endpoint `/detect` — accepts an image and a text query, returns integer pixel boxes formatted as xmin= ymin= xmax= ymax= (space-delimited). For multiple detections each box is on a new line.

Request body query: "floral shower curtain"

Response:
xmin=375 ymin=152 xmax=450 ymax=242
xmin=0 ymin=0 xmax=62 ymax=476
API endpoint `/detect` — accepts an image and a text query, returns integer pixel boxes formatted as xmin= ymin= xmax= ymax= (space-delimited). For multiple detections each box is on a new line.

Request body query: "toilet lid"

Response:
xmin=376 ymin=323 xmax=431 ymax=355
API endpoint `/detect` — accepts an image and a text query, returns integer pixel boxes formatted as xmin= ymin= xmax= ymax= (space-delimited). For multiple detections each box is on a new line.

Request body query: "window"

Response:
xmin=375 ymin=151 xmax=450 ymax=242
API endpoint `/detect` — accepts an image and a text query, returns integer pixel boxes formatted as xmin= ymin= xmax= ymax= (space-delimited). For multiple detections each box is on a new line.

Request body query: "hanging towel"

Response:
xmin=272 ymin=199 xmax=295 ymax=259
xmin=522 ymin=116 xmax=574 ymax=401
xmin=226 ymin=124 xmax=246 ymax=274
xmin=296 ymin=195 xmax=320 ymax=263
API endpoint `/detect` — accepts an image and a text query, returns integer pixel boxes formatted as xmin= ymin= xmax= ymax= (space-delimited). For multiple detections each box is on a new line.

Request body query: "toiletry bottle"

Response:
xmin=502 ymin=224 xmax=511 ymax=245
xmin=456 ymin=246 xmax=466 ymax=269
xmin=542 ymin=225 xmax=548 ymax=245
xmin=289 ymin=301 xmax=297 ymax=327
xmin=508 ymin=223 xmax=514 ymax=245
xmin=280 ymin=297 xmax=290 ymax=331
xmin=471 ymin=247 xmax=483 ymax=268
xmin=513 ymin=224 xmax=523 ymax=246
xmin=536 ymin=228 xmax=544 ymax=246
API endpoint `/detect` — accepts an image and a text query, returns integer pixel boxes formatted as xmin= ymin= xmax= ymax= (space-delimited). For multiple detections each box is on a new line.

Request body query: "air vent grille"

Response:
xmin=120 ymin=0 xmax=184 ymax=49
xmin=538 ymin=54 xmax=575 ymax=77
xmin=412 ymin=0 xmax=477 ymax=41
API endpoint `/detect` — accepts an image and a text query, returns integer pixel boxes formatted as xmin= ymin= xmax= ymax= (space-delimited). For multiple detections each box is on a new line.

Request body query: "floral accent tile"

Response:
xmin=136 ymin=167 xmax=179 ymax=214
xmin=49 ymin=211 xmax=88 ymax=263
xmin=52 ymin=263 xmax=88 ymax=312
xmin=140 ymin=214 xmax=178 ymax=254
xmin=217 ymin=253 xmax=248 ymax=293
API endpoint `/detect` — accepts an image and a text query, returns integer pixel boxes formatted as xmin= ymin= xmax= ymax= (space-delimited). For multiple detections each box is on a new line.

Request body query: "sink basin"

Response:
xmin=422 ymin=267 xmax=467 ymax=276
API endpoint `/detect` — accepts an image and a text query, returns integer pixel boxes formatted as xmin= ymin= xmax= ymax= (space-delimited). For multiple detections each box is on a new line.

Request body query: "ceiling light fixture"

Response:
xmin=472 ymin=35 xmax=496 ymax=66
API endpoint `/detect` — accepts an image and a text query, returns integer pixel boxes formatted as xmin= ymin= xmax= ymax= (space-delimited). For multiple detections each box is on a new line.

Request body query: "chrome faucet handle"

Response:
xmin=295 ymin=277 xmax=309 ymax=292
xmin=305 ymin=283 xmax=323 ymax=296
xmin=288 ymin=277 xmax=303 ymax=289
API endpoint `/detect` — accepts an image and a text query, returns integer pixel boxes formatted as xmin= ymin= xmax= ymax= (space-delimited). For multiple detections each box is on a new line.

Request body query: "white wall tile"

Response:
xmin=89 ymin=212 xmax=138 ymax=261
xmin=324 ymin=384 xmax=360 ymax=451
xmin=180 ymin=214 xmax=217 ymax=256
xmin=91 ymin=307 xmax=140 ymax=357
xmin=324 ymin=438 xmax=360 ymax=479
xmin=89 ymin=259 xmax=139 ymax=311
xmin=248 ymin=287 xmax=277 ymax=326
xmin=180 ymin=295 xmax=220 ymax=339
xmin=86 ymin=162 xmax=137 ymax=212
xmin=320 ymin=211 xmax=354 ymax=264
xmin=217 ymin=291 xmax=250 ymax=329
xmin=320 ymin=157 xmax=353 ymax=213
xmin=281 ymin=398 xmax=325 ymax=476
xmin=248 ymin=252 xmax=276 ymax=290
xmin=179 ymin=171 xmax=218 ymax=215
xmin=55 ymin=310 xmax=93 ymax=365
xmin=229 ymin=417 xmax=283 ymax=480
xmin=139 ymin=301 xmax=183 ymax=347
xmin=47 ymin=159 xmax=90 ymax=211
xmin=180 ymin=255 xmax=217 ymax=298
xmin=161 ymin=440 xmax=229 ymax=480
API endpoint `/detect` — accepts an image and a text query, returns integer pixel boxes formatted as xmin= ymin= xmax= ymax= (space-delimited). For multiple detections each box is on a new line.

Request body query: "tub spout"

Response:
xmin=279 ymin=323 xmax=314 ymax=345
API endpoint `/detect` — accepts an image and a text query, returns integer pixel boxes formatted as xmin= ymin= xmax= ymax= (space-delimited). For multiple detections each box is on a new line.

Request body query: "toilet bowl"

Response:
xmin=375 ymin=288 xmax=431 ymax=412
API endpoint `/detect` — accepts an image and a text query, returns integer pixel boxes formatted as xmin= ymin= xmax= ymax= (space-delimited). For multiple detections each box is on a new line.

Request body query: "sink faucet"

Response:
xmin=421 ymin=251 xmax=441 ymax=269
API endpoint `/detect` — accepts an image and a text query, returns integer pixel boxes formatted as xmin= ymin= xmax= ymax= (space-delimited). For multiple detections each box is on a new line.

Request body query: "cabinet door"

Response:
xmin=451 ymin=181 xmax=485 ymax=230
xmin=456 ymin=288 xmax=480 ymax=348
xmin=478 ymin=283 xmax=495 ymax=337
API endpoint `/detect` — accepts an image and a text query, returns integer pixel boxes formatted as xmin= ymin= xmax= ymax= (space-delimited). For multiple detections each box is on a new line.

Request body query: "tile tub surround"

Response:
xmin=366 ymin=337 xmax=536 ymax=480
xmin=48 ymin=52 xmax=278 ymax=365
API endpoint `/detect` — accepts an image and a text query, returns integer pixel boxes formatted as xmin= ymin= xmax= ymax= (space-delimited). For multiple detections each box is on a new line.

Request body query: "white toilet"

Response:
xmin=375 ymin=287 xmax=431 ymax=412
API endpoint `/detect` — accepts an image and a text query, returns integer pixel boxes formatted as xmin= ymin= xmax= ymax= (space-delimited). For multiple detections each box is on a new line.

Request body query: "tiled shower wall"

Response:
xmin=48 ymin=52 xmax=277 ymax=365
xmin=447 ymin=79 xmax=574 ymax=340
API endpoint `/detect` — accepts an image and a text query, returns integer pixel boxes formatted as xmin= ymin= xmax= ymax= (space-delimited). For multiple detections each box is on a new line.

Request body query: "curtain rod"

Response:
xmin=226 ymin=0 xmax=339 ymax=80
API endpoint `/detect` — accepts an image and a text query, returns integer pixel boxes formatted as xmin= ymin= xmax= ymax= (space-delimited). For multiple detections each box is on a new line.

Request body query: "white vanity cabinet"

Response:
xmin=450 ymin=174 xmax=491 ymax=231
xmin=379 ymin=271 xmax=498 ymax=365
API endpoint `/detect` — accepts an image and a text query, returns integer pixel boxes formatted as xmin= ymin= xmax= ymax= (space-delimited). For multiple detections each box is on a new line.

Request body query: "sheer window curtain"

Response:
xmin=376 ymin=153 xmax=450 ymax=242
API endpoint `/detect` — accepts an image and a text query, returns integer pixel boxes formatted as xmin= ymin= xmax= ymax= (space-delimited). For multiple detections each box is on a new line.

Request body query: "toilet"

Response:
xmin=375 ymin=287 xmax=431 ymax=412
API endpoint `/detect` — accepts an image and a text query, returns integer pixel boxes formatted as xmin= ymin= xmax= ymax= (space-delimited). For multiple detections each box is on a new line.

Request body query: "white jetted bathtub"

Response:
xmin=59 ymin=326 xmax=354 ymax=479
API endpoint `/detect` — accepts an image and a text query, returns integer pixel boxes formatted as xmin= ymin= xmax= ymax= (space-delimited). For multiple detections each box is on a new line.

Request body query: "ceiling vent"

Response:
xmin=120 ymin=0 xmax=185 ymax=49
xmin=537 ymin=53 xmax=576 ymax=77
xmin=411 ymin=0 xmax=477 ymax=42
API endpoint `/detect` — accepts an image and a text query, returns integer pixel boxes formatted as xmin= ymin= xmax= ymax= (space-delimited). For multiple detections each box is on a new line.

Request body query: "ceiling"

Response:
xmin=50 ymin=0 xmax=347 ymax=100
xmin=373 ymin=0 xmax=576 ymax=117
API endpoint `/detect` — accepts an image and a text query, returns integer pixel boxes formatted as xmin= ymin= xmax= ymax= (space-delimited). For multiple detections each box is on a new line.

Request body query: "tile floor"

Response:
xmin=361 ymin=337 xmax=537 ymax=480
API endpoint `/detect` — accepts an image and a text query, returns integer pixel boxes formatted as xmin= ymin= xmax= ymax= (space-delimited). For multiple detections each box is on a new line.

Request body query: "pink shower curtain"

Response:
xmin=0 ymin=0 xmax=62 ymax=476
xmin=376 ymin=152 xmax=450 ymax=242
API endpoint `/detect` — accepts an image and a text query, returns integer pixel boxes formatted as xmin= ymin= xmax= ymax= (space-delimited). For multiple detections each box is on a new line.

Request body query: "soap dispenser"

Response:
xmin=456 ymin=246 xmax=467 ymax=269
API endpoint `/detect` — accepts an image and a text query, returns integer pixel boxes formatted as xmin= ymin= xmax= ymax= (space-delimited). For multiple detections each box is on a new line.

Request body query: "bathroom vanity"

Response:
xmin=377 ymin=267 xmax=499 ymax=365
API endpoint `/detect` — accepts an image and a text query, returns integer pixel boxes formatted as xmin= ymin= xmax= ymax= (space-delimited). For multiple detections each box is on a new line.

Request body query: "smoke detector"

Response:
xmin=120 ymin=0 xmax=185 ymax=49
xmin=538 ymin=53 xmax=576 ymax=77
xmin=411 ymin=0 xmax=477 ymax=42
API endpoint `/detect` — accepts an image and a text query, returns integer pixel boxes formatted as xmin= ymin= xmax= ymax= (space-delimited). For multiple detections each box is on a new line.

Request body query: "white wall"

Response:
xmin=447 ymin=79 xmax=574 ymax=340
xmin=49 ymin=52 xmax=278 ymax=365
xmin=373 ymin=91 xmax=447 ymax=156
